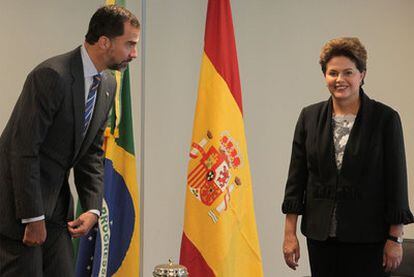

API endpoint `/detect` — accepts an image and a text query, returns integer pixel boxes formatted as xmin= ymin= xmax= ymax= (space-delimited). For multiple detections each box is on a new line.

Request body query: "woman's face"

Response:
xmin=325 ymin=56 xmax=365 ymax=103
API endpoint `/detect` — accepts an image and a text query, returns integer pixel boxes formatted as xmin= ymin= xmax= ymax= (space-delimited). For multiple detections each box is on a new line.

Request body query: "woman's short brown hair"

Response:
xmin=319 ymin=37 xmax=367 ymax=75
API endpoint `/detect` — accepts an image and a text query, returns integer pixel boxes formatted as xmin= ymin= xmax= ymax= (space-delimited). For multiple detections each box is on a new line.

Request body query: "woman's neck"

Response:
xmin=332 ymin=96 xmax=360 ymax=116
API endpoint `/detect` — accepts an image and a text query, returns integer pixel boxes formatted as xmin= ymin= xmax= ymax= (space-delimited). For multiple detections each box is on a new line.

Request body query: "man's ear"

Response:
xmin=97 ymin=36 xmax=111 ymax=50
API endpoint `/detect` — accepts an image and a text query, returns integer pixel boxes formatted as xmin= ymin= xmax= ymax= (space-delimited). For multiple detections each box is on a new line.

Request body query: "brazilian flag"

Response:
xmin=75 ymin=1 xmax=140 ymax=275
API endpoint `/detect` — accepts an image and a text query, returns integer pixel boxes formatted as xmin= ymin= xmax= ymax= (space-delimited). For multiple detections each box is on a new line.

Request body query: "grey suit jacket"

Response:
xmin=0 ymin=47 xmax=116 ymax=239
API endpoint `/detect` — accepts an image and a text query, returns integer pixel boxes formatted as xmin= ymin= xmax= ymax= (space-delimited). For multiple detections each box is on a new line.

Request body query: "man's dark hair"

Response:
xmin=85 ymin=5 xmax=140 ymax=44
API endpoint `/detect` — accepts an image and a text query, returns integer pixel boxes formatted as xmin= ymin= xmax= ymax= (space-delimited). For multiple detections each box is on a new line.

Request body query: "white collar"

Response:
xmin=80 ymin=43 xmax=100 ymax=78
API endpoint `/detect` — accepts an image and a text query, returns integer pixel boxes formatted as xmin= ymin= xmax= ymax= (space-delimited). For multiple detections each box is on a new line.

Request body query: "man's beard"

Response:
xmin=108 ymin=59 xmax=132 ymax=71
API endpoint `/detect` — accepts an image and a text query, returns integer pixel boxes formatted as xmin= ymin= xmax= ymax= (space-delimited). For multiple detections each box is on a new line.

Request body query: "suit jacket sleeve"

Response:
xmin=383 ymin=110 xmax=414 ymax=225
xmin=282 ymin=109 xmax=308 ymax=214
xmin=10 ymin=68 xmax=64 ymax=219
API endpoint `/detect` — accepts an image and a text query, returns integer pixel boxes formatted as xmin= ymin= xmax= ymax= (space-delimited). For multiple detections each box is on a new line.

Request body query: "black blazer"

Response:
xmin=282 ymin=90 xmax=413 ymax=243
xmin=0 ymin=47 xmax=116 ymax=239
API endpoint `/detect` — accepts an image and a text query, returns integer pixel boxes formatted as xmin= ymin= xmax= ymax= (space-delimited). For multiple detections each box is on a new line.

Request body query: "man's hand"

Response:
xmin=23 ymin=220 xmax=47 ymax=247
xmin=383 ymin=239 xmax=403 ymax=272
xmin=67 ymin=212 xmax=98 ymax=238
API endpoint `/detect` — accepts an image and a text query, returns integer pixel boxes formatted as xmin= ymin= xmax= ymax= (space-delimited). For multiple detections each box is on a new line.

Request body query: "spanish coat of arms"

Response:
xmin=187 ymin=131 xmax=242 ymax=223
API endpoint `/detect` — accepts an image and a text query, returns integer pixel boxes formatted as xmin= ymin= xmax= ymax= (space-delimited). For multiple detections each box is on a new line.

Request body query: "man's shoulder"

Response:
xmin=101 ymin=70 xmax=117 ymax=93
xmin=101 ymin=70 xmax=116 ymax=84
xmin=33 ymin=47 xmax=81 ymax=77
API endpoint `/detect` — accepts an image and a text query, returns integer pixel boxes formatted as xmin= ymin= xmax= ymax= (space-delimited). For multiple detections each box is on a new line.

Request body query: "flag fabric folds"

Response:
xmin=179 ymin=0 xmax=263 ymax=276
xmin=75 ymin=1 xmax=140 ymax=275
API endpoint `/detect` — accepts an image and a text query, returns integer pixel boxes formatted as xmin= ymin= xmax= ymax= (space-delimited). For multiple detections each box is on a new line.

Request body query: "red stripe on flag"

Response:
xmin=190 ymin=173 xmax=206 ymax=189
xmin=180 ymin=233 xmax=215 ymax=277
xmin=189 ymin=165 xmax=207 ymax=188
xmin=204 ymin=0 xmax=243 ymax=114
xmin=188 ymin=164 xmax=205 ymax=183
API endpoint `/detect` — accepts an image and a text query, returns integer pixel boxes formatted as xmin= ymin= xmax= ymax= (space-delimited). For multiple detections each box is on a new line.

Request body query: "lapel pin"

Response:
xmin=105 ymin=91 xmax=109 ymax=97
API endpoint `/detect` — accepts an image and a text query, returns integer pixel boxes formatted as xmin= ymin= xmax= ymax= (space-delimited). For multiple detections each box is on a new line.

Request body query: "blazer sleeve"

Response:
xmin=10 ymin=68 xmax=63 ymax=219
xmin=73 ymin=117 xmax=107 ymax=213
xmin=383 ymin=110 xmax=414 ymax=225
xmin=282 ymin=109 xmax=308 ymax=214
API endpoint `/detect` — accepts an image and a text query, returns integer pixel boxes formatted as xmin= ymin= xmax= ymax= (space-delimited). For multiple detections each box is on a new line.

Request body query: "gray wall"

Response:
xmin=0 ymin=0 xmax=99 ymax=124
xmin=1 ymin=1 xmax=414 ymax=276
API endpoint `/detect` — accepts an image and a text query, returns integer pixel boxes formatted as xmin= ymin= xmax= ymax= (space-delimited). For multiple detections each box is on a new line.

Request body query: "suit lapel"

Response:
xmin=70 ymin=47 xmax=85 ymax=161
xmin=340 ymin=90 xmax=375 ymax=179
xmin=317 ymin=98 xmax=338 ymax=180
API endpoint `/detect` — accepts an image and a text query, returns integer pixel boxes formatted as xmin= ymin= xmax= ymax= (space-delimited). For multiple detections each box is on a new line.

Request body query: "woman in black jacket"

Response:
xmin=282 ymin=37 xmax=413 ymax=277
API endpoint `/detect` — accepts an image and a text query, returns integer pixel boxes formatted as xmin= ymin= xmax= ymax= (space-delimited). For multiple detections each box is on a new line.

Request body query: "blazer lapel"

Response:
xmin=317 ymin=97 xmax=338 ymax=180
xmin=70 ymin=47 xmax=85 ymax=162
xmin=340 ymin=90 xmax=375 ymax=180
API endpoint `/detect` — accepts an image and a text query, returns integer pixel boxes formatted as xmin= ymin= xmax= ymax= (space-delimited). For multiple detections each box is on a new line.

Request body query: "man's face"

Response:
xmin=106 ymin=21 xmax=140 ymax=70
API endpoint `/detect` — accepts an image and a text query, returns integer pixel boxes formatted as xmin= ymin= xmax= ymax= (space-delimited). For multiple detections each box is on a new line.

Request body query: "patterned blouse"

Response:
xmin=329 ymin=114 xmax=356 ymax=237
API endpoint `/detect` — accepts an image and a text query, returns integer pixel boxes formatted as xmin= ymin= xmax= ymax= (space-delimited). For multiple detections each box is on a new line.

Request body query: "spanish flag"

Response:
xmin=179 ymin=0 xmax=263 ymax=276
xmin=75 ymin=2 xmax=140 ymax=276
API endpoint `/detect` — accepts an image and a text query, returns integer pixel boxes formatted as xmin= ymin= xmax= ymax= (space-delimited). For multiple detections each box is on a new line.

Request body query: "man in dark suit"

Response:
xmin=0 ymin=5 xmax=140 ymax=276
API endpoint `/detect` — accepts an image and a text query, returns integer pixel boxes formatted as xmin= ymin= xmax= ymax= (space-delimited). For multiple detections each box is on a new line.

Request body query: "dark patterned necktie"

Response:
xmin=83 ymin=74 xmax=101 ymax=136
